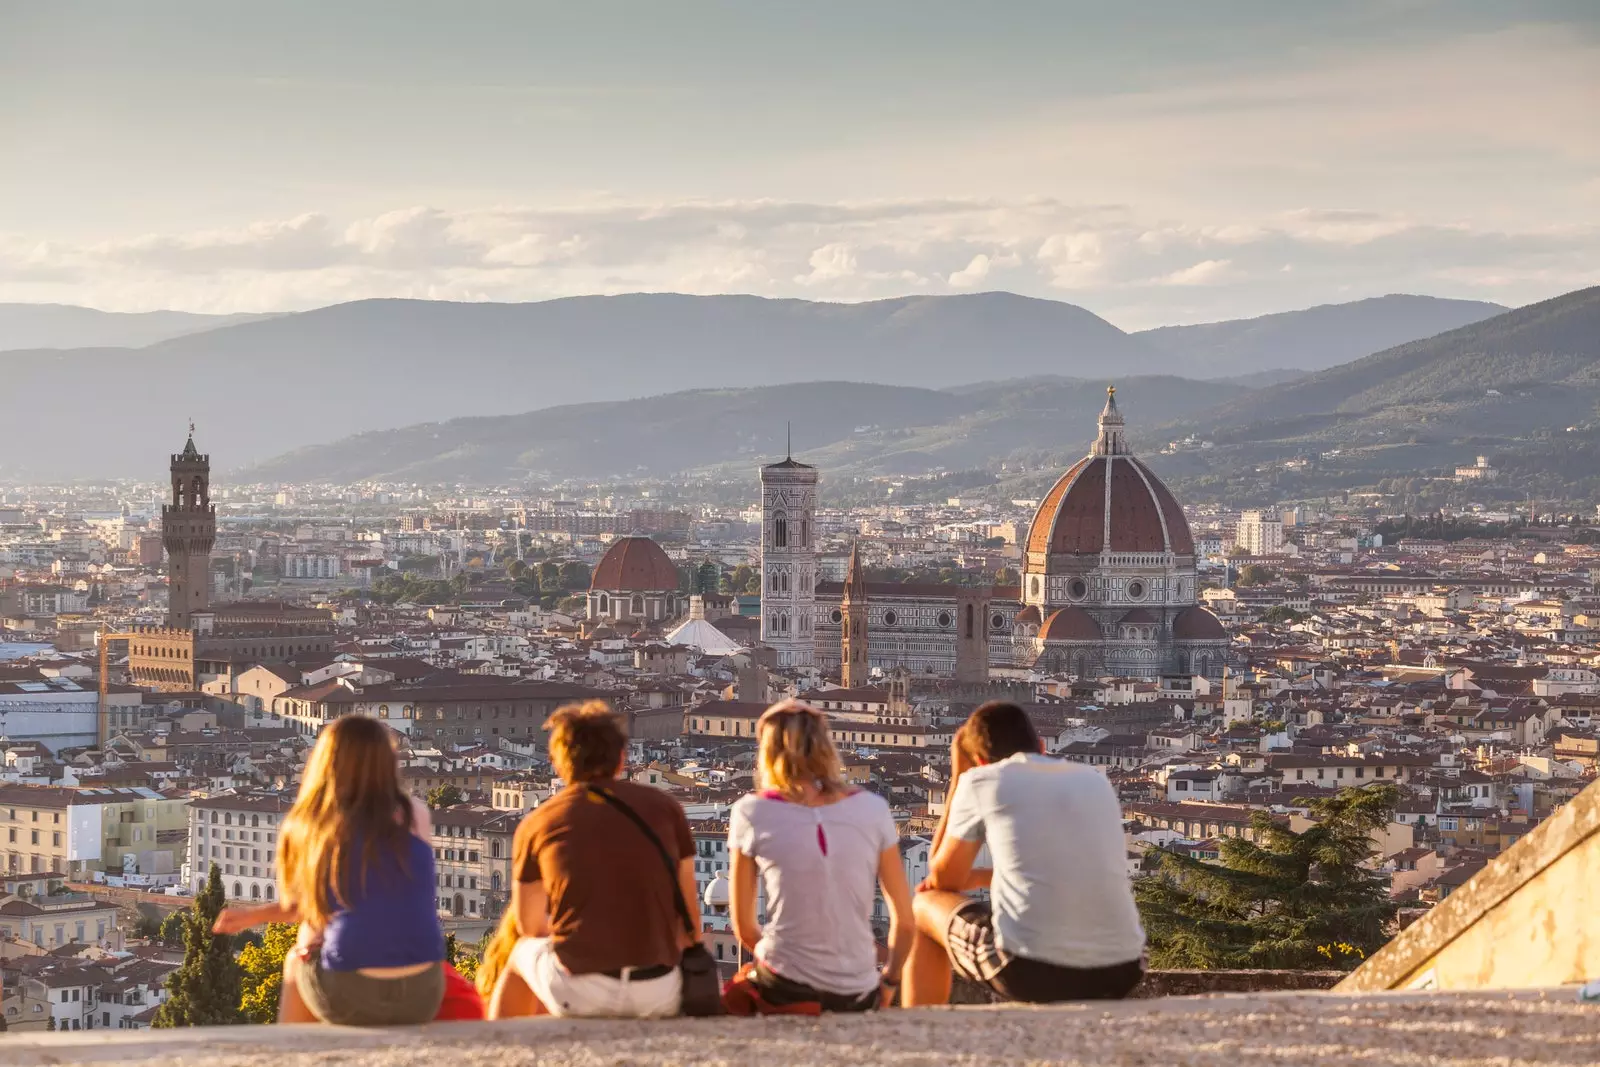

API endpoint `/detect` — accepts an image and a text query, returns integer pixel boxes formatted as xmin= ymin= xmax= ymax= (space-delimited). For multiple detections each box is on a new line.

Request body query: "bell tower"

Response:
xmin=163 ymin=426 xmax=216 ymax=629
xmin=841 ymin=541 xmax=869 ymax=688
xmin=759 ymin=442 xmax=818 ymax=667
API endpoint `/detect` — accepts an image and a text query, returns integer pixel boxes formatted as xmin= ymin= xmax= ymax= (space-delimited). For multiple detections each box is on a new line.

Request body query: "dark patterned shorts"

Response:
xmin=944 ymin=900 xmax=1144 ymax=1004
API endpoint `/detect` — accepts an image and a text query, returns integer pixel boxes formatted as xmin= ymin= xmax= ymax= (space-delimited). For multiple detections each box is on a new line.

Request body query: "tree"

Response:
xmin=237 ymin=922 xmax=299 ymax=1024
xmin=46 ymin=1015 xmax=55 ymax=1031
xmin=153 ymin=864 xmax=244 ymax=1027
xmin=1135 ymin=784 xmax=1399 ymax=971
xmin=428 ymin=784 xmax=465 ymax=809
xmin=159 ymin=908 xmax=188 ymax=947
xmin=132 ymin=913 xmax=163 ymax=941
xmin=558 ymin=561 xmax=592 ymax=591
xmin=1235 ymin=563 xmax=1278 ymax=587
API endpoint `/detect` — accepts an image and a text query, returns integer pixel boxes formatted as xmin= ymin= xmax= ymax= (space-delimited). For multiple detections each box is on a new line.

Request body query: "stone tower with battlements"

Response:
xmin=759 ymin=452 xmax=818 ymax=667
xmin=163 ymin=429 xmax=215 ymax=629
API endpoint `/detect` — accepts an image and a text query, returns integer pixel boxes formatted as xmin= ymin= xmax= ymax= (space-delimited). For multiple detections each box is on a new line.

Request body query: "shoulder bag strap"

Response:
xmin=586 ymin=785 xmax=697 ymax=938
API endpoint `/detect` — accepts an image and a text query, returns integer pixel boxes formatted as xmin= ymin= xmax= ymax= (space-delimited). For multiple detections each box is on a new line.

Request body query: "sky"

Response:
xmin=1 ymin=1 xmax=1597 ymax=329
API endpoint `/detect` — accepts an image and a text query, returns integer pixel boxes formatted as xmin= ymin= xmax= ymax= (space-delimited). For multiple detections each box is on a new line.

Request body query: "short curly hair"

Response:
xmin=545 ymin=699 xmax=626 ymax=783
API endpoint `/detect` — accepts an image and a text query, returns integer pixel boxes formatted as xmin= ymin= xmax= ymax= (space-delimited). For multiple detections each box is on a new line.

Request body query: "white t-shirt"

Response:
xmin=946 ymin=752 xmax=1145 ymax=968
xmin=728 ymin=789 xmax=898 ymax=995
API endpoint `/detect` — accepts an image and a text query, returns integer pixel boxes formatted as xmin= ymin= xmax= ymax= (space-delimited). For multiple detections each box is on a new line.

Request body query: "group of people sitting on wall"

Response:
xmin=211 ymin=696 xmax=1146 ymax=1024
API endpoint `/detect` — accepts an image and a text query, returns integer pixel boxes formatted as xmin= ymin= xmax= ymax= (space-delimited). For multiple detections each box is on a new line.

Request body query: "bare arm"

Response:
xmin=730 ymin=849 xmax=761 ymax=955
xmin=927 ymin=835 xmax=986 ymax=893
xmin=677 ymin=856 xmax=702 ymax=947
xmin=512 ymin=877 xmax=550 ymax=939
xmin=930 ymin=733 xmax=974 ymax=854
xmin=213 ymin=901 xmax=301 ymax=935
xmin=877 ymin=846 xmax=915 ymax=981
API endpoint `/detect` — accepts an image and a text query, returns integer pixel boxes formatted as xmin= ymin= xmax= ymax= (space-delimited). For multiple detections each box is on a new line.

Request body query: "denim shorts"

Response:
xmin=288 ymin=954 xmax=445 ymax=1026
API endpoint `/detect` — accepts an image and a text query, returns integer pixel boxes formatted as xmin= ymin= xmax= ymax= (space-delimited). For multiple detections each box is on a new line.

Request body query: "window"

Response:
xmin=774 ymin=514 xmax=787 ymax=548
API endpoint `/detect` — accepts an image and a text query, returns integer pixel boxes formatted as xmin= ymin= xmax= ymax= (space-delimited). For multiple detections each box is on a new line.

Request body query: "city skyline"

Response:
xmin=1 ymin=3 xmax=1596 ymax=327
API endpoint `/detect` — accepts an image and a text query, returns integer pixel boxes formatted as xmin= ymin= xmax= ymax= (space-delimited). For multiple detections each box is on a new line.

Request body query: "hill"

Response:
xmin=1134 ymin=294 xmax=1506 ymax=378
xmin=0 ymin=292 xmax=1175 ymax=477
xmin=0 ymin=303 xmax=273 ymax=351
xmin=238 ymin=376 xmax=1241 ymax=483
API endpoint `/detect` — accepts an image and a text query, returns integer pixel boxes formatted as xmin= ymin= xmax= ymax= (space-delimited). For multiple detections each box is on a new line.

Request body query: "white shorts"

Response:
xmin=508 ymin=937 xmax=682 ymax=1019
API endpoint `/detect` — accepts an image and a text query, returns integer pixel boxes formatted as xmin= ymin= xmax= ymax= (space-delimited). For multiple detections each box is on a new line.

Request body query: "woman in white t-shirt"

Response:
xmin=726 ymin=701 xmax=914 ymax=1012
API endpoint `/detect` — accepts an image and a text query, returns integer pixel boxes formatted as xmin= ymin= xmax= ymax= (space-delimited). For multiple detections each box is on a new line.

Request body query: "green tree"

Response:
xmin=558 ymin=561 xmax=592 ymax=591
xmin=1235 ymin=563 xmax=1278 ymax=587
xmin=428 ymin=784 xmax=465 ymax=808
xmin=132 ymin=913 xmax=163 ymax=940
xmin=1135 ymin=784 xmax=1399 ymax=971
xmin=153 ymin=864 xmax=244 ymax=1027
xmin=159 ymin=908 xmax=188 ymax=947
xmin=695 ymin=560 xmax=720 ymax=596
xmin=237 ymin=922 xmax=299 ymax=1024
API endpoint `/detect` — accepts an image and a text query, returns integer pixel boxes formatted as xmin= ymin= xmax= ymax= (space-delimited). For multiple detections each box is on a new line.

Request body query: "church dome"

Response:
xmin=1038 ymin=606 xmax=1103 ymax=643
xmin=1025 ymin=388 xmax=1195 ymax=558
xmin=1172 ymin=605 xmax=1228 ymax=641
xmin=591 ymin=536 xmax=680 ymax=593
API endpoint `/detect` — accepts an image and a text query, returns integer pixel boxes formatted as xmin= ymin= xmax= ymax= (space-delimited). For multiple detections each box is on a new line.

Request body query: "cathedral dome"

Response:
xmin=1172 ymin=605 xmax=1227 ymax=641
xmin=1038 ymin=606 xmax=1102 ymax=643
xmin=591 ymin=536 xmax=680 ymax=593
xmin=1025 ymin=388 xmax=1194 ymax=558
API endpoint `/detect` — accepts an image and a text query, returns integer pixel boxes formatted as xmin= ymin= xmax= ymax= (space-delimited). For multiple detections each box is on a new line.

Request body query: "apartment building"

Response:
xmin=186 ymin=792 xmax=293 ymax=901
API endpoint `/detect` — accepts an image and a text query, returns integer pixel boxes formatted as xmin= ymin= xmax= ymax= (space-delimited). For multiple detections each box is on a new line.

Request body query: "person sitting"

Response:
xmin=213 ymin=714 xmax=447 ymax=1025
xmin=901 ymin=701 xmax=1146 ymax=1006
xmin=489 ymin=700 xmax=700 ymax=1019
xmin=723 ymin=700 xmax=913 ymax=1014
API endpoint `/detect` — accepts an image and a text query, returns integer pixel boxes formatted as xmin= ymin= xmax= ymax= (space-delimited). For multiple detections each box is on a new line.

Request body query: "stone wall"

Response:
xmin=950 ymin=969 xmax=1343 ymax=1003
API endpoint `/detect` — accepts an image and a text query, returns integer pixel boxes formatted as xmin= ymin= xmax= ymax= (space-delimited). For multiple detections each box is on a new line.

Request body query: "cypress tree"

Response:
xmin=154 ymin=864 xmax=243 ymax=1027
xmin=1135 ymin=784 xmax=1400 ymax=970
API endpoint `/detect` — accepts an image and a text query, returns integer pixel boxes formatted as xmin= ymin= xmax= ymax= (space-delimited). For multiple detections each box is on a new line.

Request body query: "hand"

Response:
xmin=211 ymin=908 xmax=256 ymax=936
xmin=879 ymin=977 xmax=901 ymax=1009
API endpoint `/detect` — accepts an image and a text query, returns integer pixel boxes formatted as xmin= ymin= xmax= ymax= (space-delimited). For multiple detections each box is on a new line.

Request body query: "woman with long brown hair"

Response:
xmin=724 ymin=700 xmax=913 ymax=1012
xmin=213 ymin=714 xmax=447 ymax=1025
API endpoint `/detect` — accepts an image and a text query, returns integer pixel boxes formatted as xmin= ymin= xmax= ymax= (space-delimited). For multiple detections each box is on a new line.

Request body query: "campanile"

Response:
xmin=163 ymin=427 xmax=215 ymax=628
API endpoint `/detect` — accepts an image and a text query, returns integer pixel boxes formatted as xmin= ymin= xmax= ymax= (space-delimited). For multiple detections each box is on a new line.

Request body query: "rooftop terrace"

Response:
xmin=9 ymin=991 xmax=1599 ymax=1067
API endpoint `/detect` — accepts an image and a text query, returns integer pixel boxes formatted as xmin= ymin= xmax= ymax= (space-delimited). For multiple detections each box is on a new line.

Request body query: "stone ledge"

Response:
xmin=6 ymin=991 xmax=1598 ymax=1067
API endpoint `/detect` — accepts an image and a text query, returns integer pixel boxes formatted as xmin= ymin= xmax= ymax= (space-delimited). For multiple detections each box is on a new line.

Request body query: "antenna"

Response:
xmin=786 ymin=421 xmax=792 ymax=460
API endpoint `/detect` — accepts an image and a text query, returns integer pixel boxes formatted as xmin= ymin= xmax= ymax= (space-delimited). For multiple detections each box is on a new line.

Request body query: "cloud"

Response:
xmin=0 ymin=198 xmax=1595 ymax=328
xmin=1156 ymin=259 xmax=1236 ymax=286
xmin=947 ymin=253 xmax=992 ymax=289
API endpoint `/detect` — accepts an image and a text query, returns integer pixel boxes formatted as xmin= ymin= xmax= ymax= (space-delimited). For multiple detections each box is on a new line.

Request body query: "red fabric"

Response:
xmin=433 ymin=964 xmax=486 ymax=1021
xmin=721 ymin=966 xmax=823 ymax=1017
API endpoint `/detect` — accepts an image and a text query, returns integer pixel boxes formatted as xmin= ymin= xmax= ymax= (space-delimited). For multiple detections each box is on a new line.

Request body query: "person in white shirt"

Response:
xmin=901 ymin=701 xmax=1146 ymax=1006
xmin=726 ymin=701 xmax=914 ymax=1012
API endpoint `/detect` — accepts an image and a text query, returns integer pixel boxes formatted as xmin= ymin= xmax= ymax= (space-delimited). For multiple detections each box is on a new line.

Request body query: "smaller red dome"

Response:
xmin=1172 ymin=605 xmax=1227 ymax=640
xmin=1013 ymin=605 xmax=1042 ymax=629
xmin=590 ymin=536 xmax=680 ymax=593
xmin=1038 ymin=606 xmax=1102 ymax=643
xmin=1120 ymin=607 xmax=1157 ymax=626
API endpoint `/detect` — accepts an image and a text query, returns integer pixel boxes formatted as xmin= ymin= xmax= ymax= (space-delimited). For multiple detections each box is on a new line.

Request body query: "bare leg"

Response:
xmin=488 ymin=966 xmax=548 ymax=1019
xmin=278 ymin=959 xmax=319 ymax=1024
xmin=901 ymin=890 xmax=967 ymax=1008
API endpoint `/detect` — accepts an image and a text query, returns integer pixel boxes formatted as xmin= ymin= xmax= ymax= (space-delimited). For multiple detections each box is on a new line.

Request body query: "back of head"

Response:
xmin=280 ymin=714 xmax=408 ymax=926
xmin=960 ymin=701 xmax=1041 ymax=764
xmin=756 ymin=700 xmax=844 ymax=800
xmin=546 ymin=699 xmax=626 ymax=784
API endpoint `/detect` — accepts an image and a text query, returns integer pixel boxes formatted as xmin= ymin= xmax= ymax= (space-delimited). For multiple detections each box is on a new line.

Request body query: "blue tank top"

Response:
xmin=319 ymin=832 xmax=445 ymax=971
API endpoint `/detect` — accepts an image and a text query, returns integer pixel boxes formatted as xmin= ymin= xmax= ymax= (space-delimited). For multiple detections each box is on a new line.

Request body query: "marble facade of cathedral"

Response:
xmin=761 ymin=388 xmax=1228 ymax=682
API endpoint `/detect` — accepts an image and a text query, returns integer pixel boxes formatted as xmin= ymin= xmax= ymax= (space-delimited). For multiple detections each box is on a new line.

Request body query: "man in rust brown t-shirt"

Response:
xmin=489 ymin=700 xmax=700 ymax=1019
xmin=513 ymin=778 xmax=695 ymax=975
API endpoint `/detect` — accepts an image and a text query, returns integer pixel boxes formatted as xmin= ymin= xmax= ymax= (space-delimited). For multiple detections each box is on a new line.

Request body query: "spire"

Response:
xmin=844 ymin=540 xmax=867 ymax=601
xmin=179 ymin=421 xmax=201 ymax=461
xmin=1093 ymin=384 xmax=1127 ymax=456
xmin=786 ymin=421 xmax=792 ymax=461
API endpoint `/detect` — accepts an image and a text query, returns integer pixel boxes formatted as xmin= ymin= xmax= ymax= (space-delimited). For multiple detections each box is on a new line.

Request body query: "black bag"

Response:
xmin=587 ymin=786 xmax=727 ymax=1017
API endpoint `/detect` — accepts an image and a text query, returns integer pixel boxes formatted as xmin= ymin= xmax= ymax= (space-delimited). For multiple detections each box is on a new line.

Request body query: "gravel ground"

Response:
xmin=8 ymin=992 xmax=1600 ymax=1067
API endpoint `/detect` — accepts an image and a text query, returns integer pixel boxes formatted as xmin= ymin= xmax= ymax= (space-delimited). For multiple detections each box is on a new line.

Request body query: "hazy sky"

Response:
xmin=2 ymin=1 xmax=1596 ymax=328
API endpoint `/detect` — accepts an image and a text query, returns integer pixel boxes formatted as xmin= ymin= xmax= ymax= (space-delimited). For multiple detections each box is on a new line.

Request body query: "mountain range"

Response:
xmin=0 ymin=291 xmax=1512 ymax=479
xmin=0 ymin=303 xmax=273 ymax=351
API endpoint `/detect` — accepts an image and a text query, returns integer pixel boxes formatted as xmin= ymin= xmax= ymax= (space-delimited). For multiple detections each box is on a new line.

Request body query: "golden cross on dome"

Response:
xmin=1107 ymin=385 xmax=1115 ymax=397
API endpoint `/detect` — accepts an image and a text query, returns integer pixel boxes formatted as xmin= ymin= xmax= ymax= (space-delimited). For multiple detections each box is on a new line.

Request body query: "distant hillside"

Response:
xmin=239 ymin=376 xmax=1242 ymax=483
xmin=0 ymin=303 xmax=273 ymax=351
xmin=1135 ymin=294 xmax=1506 ymax=377
xmin=0 ymin=292 xmax=1176 ymax=477
xmin=1184 ymin=286 xmax=1600 ymax=437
